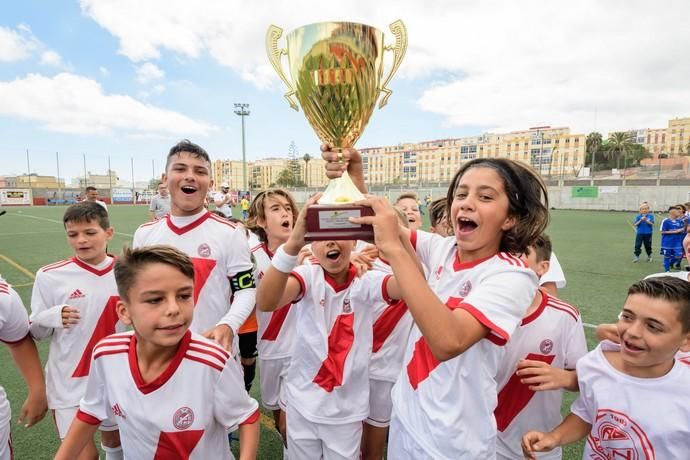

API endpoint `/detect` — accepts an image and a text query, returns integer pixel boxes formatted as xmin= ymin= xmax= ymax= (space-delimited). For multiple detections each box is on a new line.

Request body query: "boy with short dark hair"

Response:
xmin=55 ymin=245 xmax=259 ymax=459
xmin=29 ymin=202 xmax=123 ymax=459
xmin=522 ymin=276 xmax=690 ymax=460
xmin=133 ymin=140 xmax=256 ymax=352
xmin=632 ymin=202 xmax=654 ymax=262
xmin=660 ymin=205 xmax=686 ymax=272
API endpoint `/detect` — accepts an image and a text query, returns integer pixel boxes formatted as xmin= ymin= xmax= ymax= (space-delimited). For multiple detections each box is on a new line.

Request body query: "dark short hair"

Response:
xmin=428 ymin=197 xmax=447 ymax=228
xmin=446 ymin=158 xmax=549 ymax=254
xmin=85 ymin=186 xmax=97 ymax=193
xmin=628 ymin=277 xmax=690 ymax=333
xmin=115 ymin=245 xmax=195 ymax=302
xmin=527 ymin=233 xmax=552 ymax=263
xmin=63 ymin=201 xmax=110 ymax=230
xmin=166 ymin=139 xmax=211 ymax=170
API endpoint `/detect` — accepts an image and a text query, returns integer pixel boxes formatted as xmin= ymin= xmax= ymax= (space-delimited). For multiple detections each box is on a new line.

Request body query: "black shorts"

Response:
xmin=238 ymin=331 xmax=258 ymax=359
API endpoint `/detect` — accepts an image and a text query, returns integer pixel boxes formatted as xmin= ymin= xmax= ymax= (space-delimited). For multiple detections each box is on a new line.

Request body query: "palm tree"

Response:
xmin=607 ymin=131 xmax=634 ymax=172
xmin=303 ymin=153 xmax=312 ymax=187
xmin=586 ymin=132 xmax=603 ymax=174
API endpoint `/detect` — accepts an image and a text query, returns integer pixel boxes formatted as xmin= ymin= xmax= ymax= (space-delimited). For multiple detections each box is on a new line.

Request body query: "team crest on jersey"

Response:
xmin=540 ymin=339 xmax=554 ymax=354
xmin=173 ymin=407 xmax=195 ymax=430
xmin=590 ymin=409 xmax=653 ymax=459
xmin=197 ymin=243 xmax=211 ymax=257
xmin=459 ymin=280 xmax=472 ymax=297
xmin=342 ymin=298 xmax=352 ymax=313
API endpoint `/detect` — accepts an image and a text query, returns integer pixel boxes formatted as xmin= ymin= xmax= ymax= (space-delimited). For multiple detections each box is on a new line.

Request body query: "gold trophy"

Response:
xmin=266 ymin=20 xmax=407 ymax=241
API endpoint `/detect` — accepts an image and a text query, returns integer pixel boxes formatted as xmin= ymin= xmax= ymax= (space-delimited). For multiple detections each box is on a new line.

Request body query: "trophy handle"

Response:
xmin=266 ymin=25 xmax=299 ymax=111
xmin=378 ymin=20 xmax=408 ymax=109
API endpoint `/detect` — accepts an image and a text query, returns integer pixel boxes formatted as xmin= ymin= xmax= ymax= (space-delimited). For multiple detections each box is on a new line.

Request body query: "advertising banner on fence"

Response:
xmin=0 ymin=189 xmax=32 ymax=205
xmin=571 ymin=186 xmax=599 ymax=198
xmin=112 ymin=188 xmax=133 ymax=203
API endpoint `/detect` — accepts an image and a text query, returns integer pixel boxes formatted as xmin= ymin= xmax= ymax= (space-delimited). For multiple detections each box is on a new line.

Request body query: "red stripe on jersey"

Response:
xmin=187 ymin=345 xmax=227 ymax=365
xmin=72 ymin=296 xmax=121 ymax=378
xmin=208 ymin=213 xmax=237 ymax=229
xmin=190 ymin=339 xmax=230 ymax=359
xmin=406 ymin=336 xmax=440 ymax=390
xmin=71 ymin=256 xmax=116 ymax=276
xmin=153 ymin=430 xmax=204 ymax=460
xmin=104 ymin=332 xmax=133 ymax=340
xmin=290 ymin=271 xmax=306 ymax=302
xmin=137 ymin=219 xmax=159 ymax=229
xmin=497 ymin=252 xmax=517 ymax=266
xmin=381 ymin=274 xmax=393 ymax=304
xmin=324 ymin=264 xmax=356 ymax=293
xmin=184 ymin=354 xmax=224 ymax=372
xmin=240 ymin=409 xmax=260 ymax=426
xmin=165 ymin=212 xmax=211 ymax=235
xmin=41 ymin=259 xmax=73 ymax=272
xmin=131 ymin=331 xmax=191 ymax=394
xmin=250 ymin=244 xmax=263 ymax=253
xmin=679 ymin=356 xmax=690 ymax=366
xmin=190 ymin=258 xmax=217 ymax=305
xmin=546 ymin=303 xmax=579 ymax=322
xmin=372 ymin=300 xmax=408 ymax=353
xmin=457 ymin=302 xmax=509 ymax=345
xmin=76 ymin=409 xmax=102 ymax=426
xmin=494 ymin=353 xmax=555 ymax=432
xmin=409 ymin=230 xmax=417 ymax=250
xmin=546 ymin=295 xmax=579 ymax=318
xmin=93 ymin=348 xmax=128 ymax=360
xmin=93 ymin=340 xmax=131 ymax=352
xmin=260 ymin=303 xmax=292 ymax=341
xmin=312 ymin=313 xmax=355 ymax=392
xmin=453 ymin=252 xmax=493 ymax=271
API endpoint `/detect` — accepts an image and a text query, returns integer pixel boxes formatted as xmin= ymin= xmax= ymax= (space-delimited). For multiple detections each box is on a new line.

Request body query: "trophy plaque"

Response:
xmin=266 ymin=20 xmax=407 ymax=241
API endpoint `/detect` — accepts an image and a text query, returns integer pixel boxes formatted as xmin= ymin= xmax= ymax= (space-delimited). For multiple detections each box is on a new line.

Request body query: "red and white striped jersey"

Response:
xmin=0 ymin=277 xmax=30 ymax=426
xmin=390 ymin=230 xmax=538 ymax=459
xmin=369 ymin=257 xmax=414 ymax=383
xmin=286 ymin=264 xmax=389 ymax=424
xmin=494 ymin=290 xmax=587 ymax=460
xmin=572 ymin=341 xmax=690 ymax=460
xmin=133 ymin=211 xmax=254 ymax=335
xmin=78 ymin=331 xmax=259 ymax=460
xmin=29 ymin=256 xmax=125 ymax=409
xmin=249 ymin=233 xmax=295 ymax=360
xmin=677 ymin=351 xmax=690 ymax=366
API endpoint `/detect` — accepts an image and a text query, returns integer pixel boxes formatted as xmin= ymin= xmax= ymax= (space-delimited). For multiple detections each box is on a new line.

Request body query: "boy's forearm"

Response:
xmin=238 ymin=421 xmax=259 ymax=460
xmin=256 ymin=267 xmax=290 ymax=312
xmin=54 ymin=419 xmax=100 ymax=460
xmin=549 ymin=413 xmax=592 ymax=447
xmin=8 ymin=336 xmax=46 ymax=393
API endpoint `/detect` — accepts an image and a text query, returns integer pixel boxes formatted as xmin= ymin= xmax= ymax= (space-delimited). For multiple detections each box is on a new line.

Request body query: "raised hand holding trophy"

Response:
xmin=266 ymin=20 xmax=407 ymax=241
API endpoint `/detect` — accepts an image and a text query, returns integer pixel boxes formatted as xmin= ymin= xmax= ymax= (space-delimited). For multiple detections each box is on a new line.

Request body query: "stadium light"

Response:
xmin=234 ymin=103 xmax=250 ymax=191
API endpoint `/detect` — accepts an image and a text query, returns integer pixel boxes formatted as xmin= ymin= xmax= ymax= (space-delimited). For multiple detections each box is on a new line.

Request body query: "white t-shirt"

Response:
xmin=149 ymin=194 xmax=171 ymax=219
xmin=250 ymin=233 xmax=296 ymax=360
xmin=540 ymin=252 xmax=566 ymax=288
xmin=286 ymin=264 xmax=388 ymax=424
xmin=369 ymin=257 xmax=414 ymax=383
xmin=495 ymin=290 xmax=588 ymax=460
xmin=213 ymin=192 xmax=232 ymax=218
xmin=572 ymin=341 xmax=690 ymax=460
xmin=390 ymin=230 xmax=538 ymax=459
xmin=133 ymin=211 xmax=255 ymax=335
xmin=29 ymin=256 xmax=125 ymax=409
xmin=0 ymin=278 xmax=30 ymax=427
xmin=645 ymin=271 xmax=690 ymax=282
xmin=77 ymin=331 xmax=259 ymax=459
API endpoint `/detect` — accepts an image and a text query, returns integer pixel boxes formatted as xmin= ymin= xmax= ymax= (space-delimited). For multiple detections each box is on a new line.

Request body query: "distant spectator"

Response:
xmin=84 ymin=186 xmax=108 ymax=211
xmin=240 ymin=194 xmax=250 ymax=221
xmin=213 ymin=183 xmax=233 ymax=218
xmin=632 ymin=201 xmax=655 ymax=263
xmin=428 ymin=197 xmax=452 ymax=237
xmin=148 ymin=184 xmax=170 ymax=220
xmin=394 ymin=193 xmax=422 ymax=230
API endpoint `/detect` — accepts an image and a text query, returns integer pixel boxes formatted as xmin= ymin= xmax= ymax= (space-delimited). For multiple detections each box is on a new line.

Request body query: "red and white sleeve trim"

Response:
xmin=239 ymin=409 xmax=260 ymax=425
xmin=290 ymin=271 xmax=306 ymax=302
xmin=456 ymin=302 xmax=509 ymax=346
xmin=76 ymin=409 xmax=102 ymax=426
xmin=381 ymin=274 xmax=394 ymax=304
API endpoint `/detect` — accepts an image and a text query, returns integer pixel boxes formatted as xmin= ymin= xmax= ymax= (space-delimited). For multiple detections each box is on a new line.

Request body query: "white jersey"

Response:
xmin=78 ymin=331 xmax=259 ymax=459
xmin=213 ymin=192 xmax=232 ymax=217
xmin=286 ymin=264 xmax=388 ymax=424
xmin=369 ymin=257 xmax=414 ymax=382
xmin=572 ymin=341 xmax=690 ymax=460
xmin=391 ymin=230 xmax=538 ymax=459
xmin=677 ymin=351 xmax=690 ymax=366
xmin=540 ymin=252 xmax=566 ymax=289
xmin=133 ymin=211 xmax=255 ymax=335
xmin=495 ymin=291 xmax=587 ymax=460
xmin=249 ymin=233 xmax=295 ymax=360
xmin=29 ymin=256 xmax=125 ymax=409
xmin=0 ymin=278 xmax=30 ymax=427
xmin=645 ymin=270 xmax=690 ymax=282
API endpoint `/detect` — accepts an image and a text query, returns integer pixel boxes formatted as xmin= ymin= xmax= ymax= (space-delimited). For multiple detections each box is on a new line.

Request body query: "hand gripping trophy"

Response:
xmin=266 ymin=20 xmax=407 ymax=240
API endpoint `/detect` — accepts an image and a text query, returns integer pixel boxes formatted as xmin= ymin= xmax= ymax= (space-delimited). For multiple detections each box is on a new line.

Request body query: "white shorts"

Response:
xmin=365 ymin=379 xmax=394 ymax=428
xmin=286 ymin=405 xmax=363 ymax=460
xmin=259 ymin=357 xmax=290 ymax=411
xmin=0 ymin=419 xmax=10 ymax=460
xmin=53 ymin=407 xmax=118 ymax=439
xmin=387 ymin=413 xmax=436 ymax=460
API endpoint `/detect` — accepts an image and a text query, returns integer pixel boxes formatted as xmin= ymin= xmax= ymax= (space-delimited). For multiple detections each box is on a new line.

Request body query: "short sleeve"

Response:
xmin=359 ymin=270 xmax=389 ymax=305
xmin=455 ymin=264 xmax=538 ymax=345
xmin=225 ymin=228 xmax=254 ymax=277
xmin=411 ymin=230 xmax=444 ymax=269
xmin=290 ymin=264 xmax=313 ymax=302
xmin=570 ymin=355 xmax=596 ymax=424
xmin=563 ymin=315 xmax=588 ymax=370
xmin=213 ymin=357 xmax=260 ymax=428
xmin=78 ymin=356 xmax=109 ymax=424
xmin=0 ymin=286 xmax=30 ymax=343
xmin=540 ymin=252 xmax=566 ymax=288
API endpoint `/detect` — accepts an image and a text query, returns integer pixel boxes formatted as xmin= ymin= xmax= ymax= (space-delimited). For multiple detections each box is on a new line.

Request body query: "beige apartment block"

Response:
xmin=666 ymin=117 xmax=690 ymax=156
xmin=212 ymin=160 xmax=246 ymax=190
xmin=14 ymin=174 xmax=65 ymax=189
xmin=644 ymin=128 xmax=666 ymax=158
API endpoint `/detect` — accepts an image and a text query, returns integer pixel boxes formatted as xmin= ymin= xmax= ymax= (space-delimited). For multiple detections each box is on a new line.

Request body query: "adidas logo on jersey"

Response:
xmin=68 ymin=289 xmax=86 ymax=299
xmin=111 ymin=403 xmax=126 ymax=419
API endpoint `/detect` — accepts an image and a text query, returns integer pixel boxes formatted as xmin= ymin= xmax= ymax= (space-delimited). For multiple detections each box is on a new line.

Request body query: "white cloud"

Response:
xmin=0 ymin=72 xmax=215 ymax=136
xmin=40 ymin=50 xmax=63 ymax=66
xmin=80 ymin=0 xmax=690 ymax=133
xmin=99 ymin=66 xmax=110 ymax=77
xmin=153 ymin=84 xmax=165 ymax=94
xmin=0 ymin=25 xmax=40 ymax=62
xmin=136 ymin=62 xmax=165 ymax=84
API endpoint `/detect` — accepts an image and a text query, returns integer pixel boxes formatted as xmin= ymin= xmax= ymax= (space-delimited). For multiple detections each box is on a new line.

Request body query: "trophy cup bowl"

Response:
xmin=266 ymin=20 xmax=407 ymax=241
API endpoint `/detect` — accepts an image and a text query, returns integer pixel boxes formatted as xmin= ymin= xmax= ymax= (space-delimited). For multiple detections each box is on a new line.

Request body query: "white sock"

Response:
xmin=102 ymin=443 xmax=124 ymax=460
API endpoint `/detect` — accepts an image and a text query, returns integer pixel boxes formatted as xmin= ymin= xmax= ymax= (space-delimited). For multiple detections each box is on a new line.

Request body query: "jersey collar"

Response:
xmin=165 ymin=211 xmax=211 ymax=235
xmin=453 ymin=250 xmax=494 ymax=271
xmin=71 ymin=256 xmax=116 ymax=276
xmin=128 ymin=330 xmax=192 ymax=394
xmin=324 ymin=264 xmax=357 ymax=293
xmin=521 ymin=289 xmax=549 ymax=326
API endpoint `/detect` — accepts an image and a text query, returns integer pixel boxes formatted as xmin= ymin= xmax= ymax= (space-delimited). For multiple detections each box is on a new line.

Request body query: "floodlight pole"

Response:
xmin=234 ymin=103 xmax=250 ymax=191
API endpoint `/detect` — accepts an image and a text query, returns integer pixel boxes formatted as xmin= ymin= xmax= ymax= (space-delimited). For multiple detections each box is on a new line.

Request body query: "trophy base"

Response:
xmin=305 ymin=204 xmax=374 ymax=242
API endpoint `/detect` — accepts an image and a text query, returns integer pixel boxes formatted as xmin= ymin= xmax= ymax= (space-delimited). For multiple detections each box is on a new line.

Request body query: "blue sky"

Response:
xmin=1 ymin=0 xmax=689 ymax=183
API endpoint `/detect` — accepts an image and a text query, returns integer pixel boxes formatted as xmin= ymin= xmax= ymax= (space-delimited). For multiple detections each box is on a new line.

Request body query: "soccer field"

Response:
xmin=0 ymin=205 xmax=673 ymax=459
